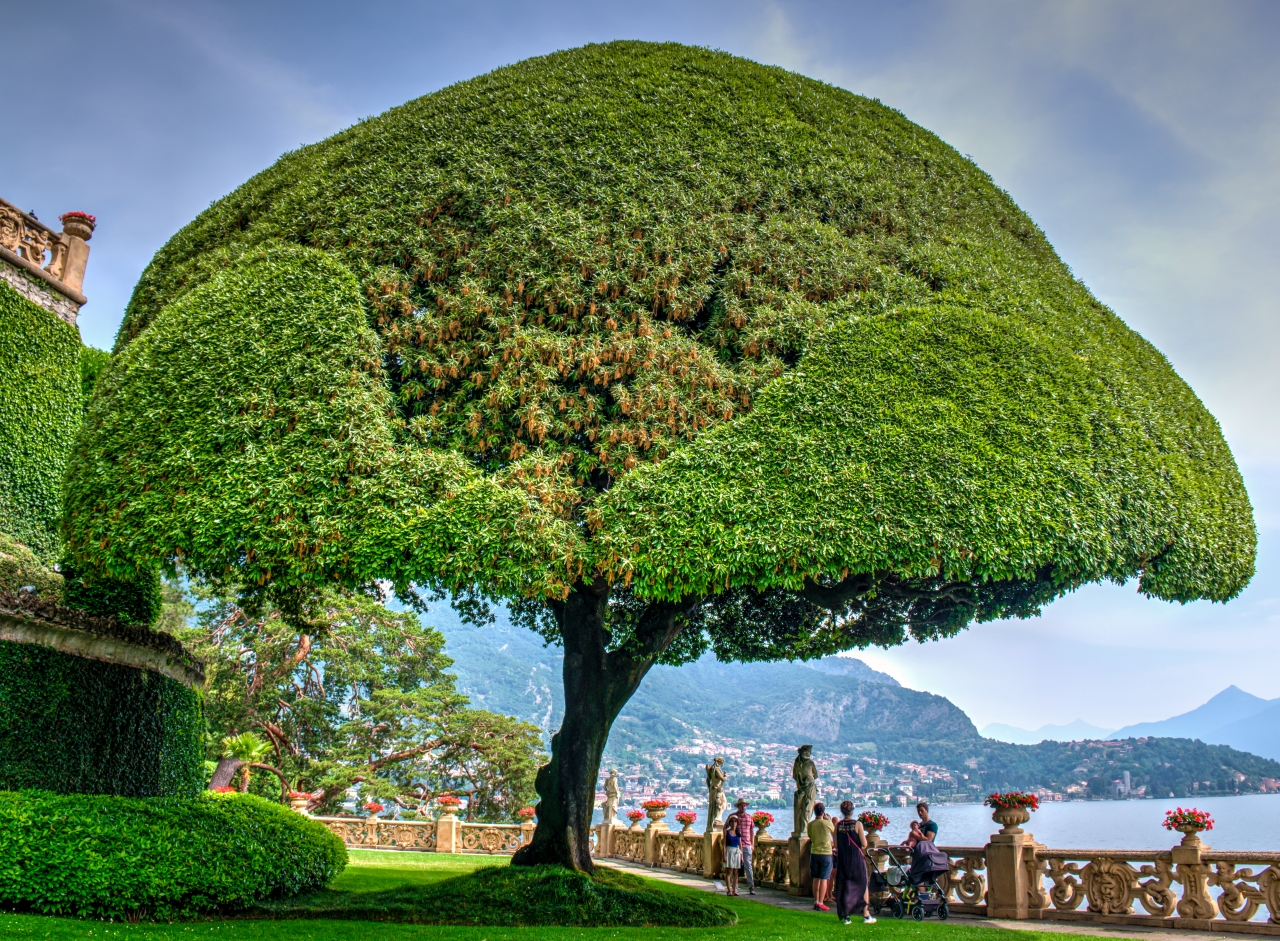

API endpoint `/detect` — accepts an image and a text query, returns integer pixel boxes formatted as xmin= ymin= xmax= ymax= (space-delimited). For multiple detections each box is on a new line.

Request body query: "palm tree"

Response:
xmin=221 ymin=732 xmax=270 ymax=793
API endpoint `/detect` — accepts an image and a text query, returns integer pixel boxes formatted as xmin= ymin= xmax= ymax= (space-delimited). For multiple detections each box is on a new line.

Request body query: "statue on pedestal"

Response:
xmin=601 ymin=769 xmax=620 ymax=825
xmin=704 ymin=756 xmax=727 ymax=833
xmin=791 ymin=744 xmax=817 ymax=838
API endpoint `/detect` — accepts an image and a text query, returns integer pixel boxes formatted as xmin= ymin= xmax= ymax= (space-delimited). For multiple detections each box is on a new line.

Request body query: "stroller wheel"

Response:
xmin=912 ymin=904 xmax=925 ymax=921
xmin=939 ymin=902 xmax=950 ymax=921
xmin=890 ymin=899 xmax=905 ymax=919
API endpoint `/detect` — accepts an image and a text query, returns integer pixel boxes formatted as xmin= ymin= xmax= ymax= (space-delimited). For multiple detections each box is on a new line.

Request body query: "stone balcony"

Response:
xmin=0 ymin=197 xmax=93 ymax=325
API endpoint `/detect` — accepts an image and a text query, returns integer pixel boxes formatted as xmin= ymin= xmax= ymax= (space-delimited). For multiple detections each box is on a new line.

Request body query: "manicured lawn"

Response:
xmin=0 ymin=851 xmax=1112 ymax=941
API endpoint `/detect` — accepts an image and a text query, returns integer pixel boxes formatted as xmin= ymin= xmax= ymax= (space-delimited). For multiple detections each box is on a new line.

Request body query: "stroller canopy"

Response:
xmin=909 ymin=840 xmax=950 ymax=882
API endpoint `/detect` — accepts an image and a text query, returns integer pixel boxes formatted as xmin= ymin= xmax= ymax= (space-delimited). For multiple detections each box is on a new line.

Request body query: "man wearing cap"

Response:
xmin=728 ymin=798 xmax=756 ymax=895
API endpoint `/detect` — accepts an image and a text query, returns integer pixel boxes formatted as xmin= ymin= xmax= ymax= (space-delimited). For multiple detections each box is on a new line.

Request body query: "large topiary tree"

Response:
xmin=65 ymin=42 xmax=1255 ymax=869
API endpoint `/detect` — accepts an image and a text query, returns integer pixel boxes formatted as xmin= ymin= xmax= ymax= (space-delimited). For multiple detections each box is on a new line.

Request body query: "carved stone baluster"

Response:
xmin=1134 ymin=856 xmax=1176 ymax=917
xmin=1172 ymin=834 xmax=1218 ymax=921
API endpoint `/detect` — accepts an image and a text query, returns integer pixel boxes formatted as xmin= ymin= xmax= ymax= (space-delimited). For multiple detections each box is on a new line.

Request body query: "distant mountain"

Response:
xmin=421 ymin=602 xmax=1280 ymax=791
xmin=1111 ymin=686 xmax=1280 ymax=760
xmin=612 ymin=658 xmax=974 ymax=752
xmin=1211 ymin=702 xmax=1280 ymax=762
xmin=420 ymin=602 xmax=970 ymax=753
xmin=982 ymin=720 xmax=1118 ymax=744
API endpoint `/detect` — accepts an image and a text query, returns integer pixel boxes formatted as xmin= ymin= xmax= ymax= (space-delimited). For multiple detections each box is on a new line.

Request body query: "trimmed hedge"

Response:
xmin=0 ymin=790 xmax=347 ymax=920
xmin=80 ymin=41 xmax=1253 ymax=613
xmin=0 ymin=643 xmax=204 ymax=797
xmin=0 ymin=281 xmax=81 ymax=564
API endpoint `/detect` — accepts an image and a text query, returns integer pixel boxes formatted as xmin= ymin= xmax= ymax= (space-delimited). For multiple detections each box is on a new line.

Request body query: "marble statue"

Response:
xmin=704 ymin=756 xmax=727 ymax=833
xmin=791 ymin=744 xmax=817 ymax=838
xmin=602 ymin=769 xmax=620 ymax=825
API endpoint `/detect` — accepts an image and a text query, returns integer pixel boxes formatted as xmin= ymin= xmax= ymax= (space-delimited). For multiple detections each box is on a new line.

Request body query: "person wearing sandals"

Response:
xmin=834 ymin=800 xmax=876 ymax=925
xmin=723 ymin=806 xmax=744 ymax=896
xmin=731 ymin=798 xmax=756 ymax=895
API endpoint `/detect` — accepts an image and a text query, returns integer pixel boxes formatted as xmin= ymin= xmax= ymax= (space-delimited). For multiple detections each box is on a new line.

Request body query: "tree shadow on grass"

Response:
xmin=247 ymin=863 xmax=737 ymax=927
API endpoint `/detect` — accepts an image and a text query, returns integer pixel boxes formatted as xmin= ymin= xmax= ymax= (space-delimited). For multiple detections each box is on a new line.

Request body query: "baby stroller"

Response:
xmin=868 ymin=841 xmax=951 ymax=921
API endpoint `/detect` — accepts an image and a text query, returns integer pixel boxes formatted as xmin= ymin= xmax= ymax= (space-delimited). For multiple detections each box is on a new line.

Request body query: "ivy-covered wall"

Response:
xmin=0 ymin=278 xmax=204 ymax=798
xmin=0 ymin=642 xmax=204 ymax=797
xmin=0 ymin=280 xmax=81 ymax=563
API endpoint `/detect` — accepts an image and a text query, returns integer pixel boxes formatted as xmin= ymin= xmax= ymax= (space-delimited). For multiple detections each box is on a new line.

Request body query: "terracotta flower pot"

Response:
xmin=992 ymin=806 xmax=1031 ymax=834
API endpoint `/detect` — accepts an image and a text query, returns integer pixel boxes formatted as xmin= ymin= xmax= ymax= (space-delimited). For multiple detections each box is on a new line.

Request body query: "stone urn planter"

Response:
xmin=1175 ymin=823 xmax=1207 ymax=846
xmin=59 ymin=213 xmax=95 ymax=241
xmin=626 ymin=813 xmax=645 ymax=830
xmin=645 ymin=807 xmax=668 ymax=825
xmin=289 ymin=795 xmax=311 ymax=814
xmin=991 ymin=806 xmax=1031 ymax=835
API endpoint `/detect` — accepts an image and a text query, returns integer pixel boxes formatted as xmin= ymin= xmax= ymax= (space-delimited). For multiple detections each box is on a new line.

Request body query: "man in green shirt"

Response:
xmin=807 ymin=801 xmax=835 ymax=910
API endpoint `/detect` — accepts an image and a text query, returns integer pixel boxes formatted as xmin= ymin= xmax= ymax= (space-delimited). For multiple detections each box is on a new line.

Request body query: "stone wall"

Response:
xmin=0 ymin=257 xmax=80 ymax=325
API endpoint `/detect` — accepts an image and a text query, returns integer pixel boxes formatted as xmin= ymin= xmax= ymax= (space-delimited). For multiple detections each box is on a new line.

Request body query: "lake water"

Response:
xmin=597 ymin=794 xmax=1280 ymax=851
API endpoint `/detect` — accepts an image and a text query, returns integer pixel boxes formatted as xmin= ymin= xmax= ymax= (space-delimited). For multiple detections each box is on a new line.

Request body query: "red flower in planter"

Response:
xmin=59 ymin=212 xmax=96 ymax=224
xmin=640 ymin=799 xmax=669 ymax=810
xmin=364 ymin=801 xmax=384 ymax=813
xmin=675 ymin=811 xmax=697 ymax=826
xmin=752 ymin=811 xmax=775 ymax=828
xmin=626 ymin=809 xmax=645 ymax=823
xmin=856 ymin=811 xmax=889 ymax=830
xmin=517 ymin=806 xmax=536 ymax=819
xmin=985 ymin=792 xmax=1040 ymax=811
xmin=210 ymin=786 xmax=236 ymax=794
xmin=1164 ymin=807 xmax=1213 ymax=831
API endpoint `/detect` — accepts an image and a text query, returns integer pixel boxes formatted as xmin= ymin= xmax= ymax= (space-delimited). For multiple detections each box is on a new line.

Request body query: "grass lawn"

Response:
xmin=0 ymin=850 xmax=1116 ymax=941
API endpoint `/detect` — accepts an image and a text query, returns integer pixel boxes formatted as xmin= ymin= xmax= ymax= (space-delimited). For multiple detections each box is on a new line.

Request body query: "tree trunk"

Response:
xmin=512 ymin=585 xmax=688 ymax=871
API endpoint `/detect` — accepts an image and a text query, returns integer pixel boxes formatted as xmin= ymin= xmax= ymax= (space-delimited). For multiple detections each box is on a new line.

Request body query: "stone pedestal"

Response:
xmin=985 ymin=830 xmax=1042 ymax=918
xmin=436 ymin=812 xmax=459 ymax=854
xmin=787 ymin=835 xmax=813 ymax=896
xmin=702 ymin=830 xmax=723 ymax=878
xmin=643 ymin=819 xmax=668 ymax=866
xmin=1171 ymin=833 xmax=1218 ymax=920
xmin=520 ymin=819 xmax=536 ymax=848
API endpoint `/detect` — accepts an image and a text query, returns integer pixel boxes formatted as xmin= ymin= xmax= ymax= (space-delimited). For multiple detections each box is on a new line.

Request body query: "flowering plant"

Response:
xmin=211 ymin=786 xmax=236 ymax=794
xmin=517 ymin=806 xmax=536 ymax=819
xmin=1164 ymin=807 xmax=1213 ymax=832
xmin=752 ymin=811 xmax=775 ymax=828
xmin=436 ymin=794 xmax=462 ymax=808
xmin=626 ymin=809 xmax=645 ymax=823
xmin=857 ymin=811 xmax=890 ymax=830
xmin=675 ymin=810 xmax=697 ymax=825
xmin=364 ymin=801 xmax=384 ymax=813
xmin=985 ymin=792 xmax=1040 ymax=811
xmin=59 ymin=212 xmax=96 ymax=224
xmin=288 ymin=790 xmax=310 ymax=799
xmin=641 ymin=799 xmax=669 ymax=810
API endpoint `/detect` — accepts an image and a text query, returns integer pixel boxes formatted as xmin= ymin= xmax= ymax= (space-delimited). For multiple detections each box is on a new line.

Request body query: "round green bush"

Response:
xmin=0 ymin=790 xmax=347 ymax=920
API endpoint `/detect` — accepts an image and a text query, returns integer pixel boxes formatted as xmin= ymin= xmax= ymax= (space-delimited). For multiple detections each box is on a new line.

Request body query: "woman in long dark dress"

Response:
xmin=833 ymin=800 xmax=875 ymax=924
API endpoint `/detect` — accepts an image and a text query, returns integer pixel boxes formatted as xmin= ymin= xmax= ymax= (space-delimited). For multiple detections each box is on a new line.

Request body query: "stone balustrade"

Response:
xmin=0 ymin=196 xmax=92 ymax=324
xmin=314 ymin=814 xmax=533 ymax=855
xmin=591 ymin=817 xmax=1280 ymax=935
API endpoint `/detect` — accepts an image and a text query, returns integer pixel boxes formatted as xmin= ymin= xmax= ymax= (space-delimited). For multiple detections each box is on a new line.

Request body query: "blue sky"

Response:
xmin=8 ymin=1 xmax=1279 ymax=729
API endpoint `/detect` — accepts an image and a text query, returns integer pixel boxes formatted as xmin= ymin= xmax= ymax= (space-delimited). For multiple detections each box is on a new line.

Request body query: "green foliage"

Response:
xmin=60 ymin=564 xmax=161 ymax=626
xmin=258 ymin=862 xmax=734 ymax=927
xmin=176 ymin=582 xmax=542 ymax=817
xmin=79 ymin=42 xmax=1251 ymax=623
xmin=0 ymin=642 xmax=204 ymax=797
xmin=0 ymin=282 xmax=80 ymax=563
xmin=78 ymin=345 xmax=110 ymax=406
xmin=0 ymin=790 xmax=346 ymax=920
xmin=65 ymin=245 xmax=572 ymax=597
xmin=0 ymin=531 xmax=63 ymax=599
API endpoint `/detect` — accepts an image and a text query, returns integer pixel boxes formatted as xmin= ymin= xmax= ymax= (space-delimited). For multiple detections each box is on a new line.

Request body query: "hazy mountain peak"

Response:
xmin=799 ymin=656 xmax=900 ymax=686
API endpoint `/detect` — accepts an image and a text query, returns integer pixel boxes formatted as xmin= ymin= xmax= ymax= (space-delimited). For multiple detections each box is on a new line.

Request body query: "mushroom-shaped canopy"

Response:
xmin=66 ymin=42 xmax=1254 ymax=622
